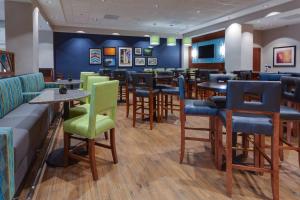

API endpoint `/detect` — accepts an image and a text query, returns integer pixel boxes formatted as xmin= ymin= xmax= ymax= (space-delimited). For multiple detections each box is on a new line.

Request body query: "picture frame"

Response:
xmin=134 ymin=48 xmax=142 ymax=55
xmin=273 ymin=46 xmax=296 ymax=67
xmin=143 ymin=48 xmax=153 ymax=57
xmin=104 ymin=57 xmax=116 ymax=67
xmin=147 ymin=57 xmax=157 ymax=66
xmin=103 ymin=47 xmax=116 ymax=56
xmin=118 ymin=47 xmax=133 ymax=67
xmin=135 ymin=57 xmax=146 ymax=66
xmin=89 ymin=48 xmax=102 ymax=65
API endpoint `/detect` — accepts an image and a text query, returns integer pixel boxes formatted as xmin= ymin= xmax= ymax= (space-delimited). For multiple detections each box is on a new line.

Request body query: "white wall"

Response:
xmin=5 ymin=1 xmax=34 ymax=75
xmin=181 ymin=44 xmax=189 ymax=68
xmin=261 ymin=24 xmax=300 ymax=72
xmin=241 ymin=26 xmax=253 ymax=70
xmin=0 ymin=0 xmax=5 ymax=50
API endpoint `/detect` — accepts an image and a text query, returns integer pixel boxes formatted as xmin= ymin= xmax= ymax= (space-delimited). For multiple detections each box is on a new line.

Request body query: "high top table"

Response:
xmin=29 ymin=89 xmax=90 ymax=167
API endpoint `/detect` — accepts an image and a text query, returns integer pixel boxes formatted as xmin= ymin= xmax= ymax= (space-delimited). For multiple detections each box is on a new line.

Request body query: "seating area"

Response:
xmin=1 ymin=1 xmax=300 ymax=200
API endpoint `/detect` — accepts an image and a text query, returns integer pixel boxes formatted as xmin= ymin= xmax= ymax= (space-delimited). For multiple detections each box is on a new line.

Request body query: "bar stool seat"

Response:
xmin=155 ymin=84 xmax=173 ymax=90
xmin=218 ymin=111 xmax=273 ymax=135
xmin=280 ymin=105 xmax=300 ymax=120
xmin=184 ymin=100 xmax=218 ymax=115
xmin=161 ymin=87 xmax=179 ymax=95
xmin=136 ymin=89 xmax=160 ymax=97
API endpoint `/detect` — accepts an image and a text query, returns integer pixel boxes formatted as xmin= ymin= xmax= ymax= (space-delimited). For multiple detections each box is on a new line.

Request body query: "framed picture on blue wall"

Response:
xmin=135 ymin=57 xmax=145 ymax=66
xmin=89 ymin=48 xmax=102 ymax=65
xmin=134 ymin=48 xmax=142 ymax=55
xmin=119 ymin=47 xmax=133 ymax=67
xmin=143 ymin=48 xmax=153 ymax=56
xmin=147 ymin=57 xmax=157 ymax=66
xmin=104 ymin=57 xmax=116 ymax=67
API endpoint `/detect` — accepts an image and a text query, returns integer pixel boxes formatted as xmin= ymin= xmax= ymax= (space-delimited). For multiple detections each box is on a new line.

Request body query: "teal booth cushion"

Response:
xmin=18 ymin=73 xmax=46 ymax=93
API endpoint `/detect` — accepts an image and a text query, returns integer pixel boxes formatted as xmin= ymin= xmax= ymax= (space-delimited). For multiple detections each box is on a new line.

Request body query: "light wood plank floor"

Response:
xmin=33 ymin=104 xmax=300 ymax=200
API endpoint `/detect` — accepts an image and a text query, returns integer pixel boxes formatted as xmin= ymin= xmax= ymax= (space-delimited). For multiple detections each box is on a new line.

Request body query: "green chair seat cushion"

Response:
xmin=63 ymin=114 xmax=115 ymax=139
xmin=69 ymin=104 xmax=90 ymax=118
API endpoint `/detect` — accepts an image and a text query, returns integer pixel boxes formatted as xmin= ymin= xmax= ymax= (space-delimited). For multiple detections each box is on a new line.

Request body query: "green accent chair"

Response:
xmin=63 ymin=80 xmax=119 ymax=180
xmin=69 ymin=76 xmax=110 ymax=118
xmin=80 ymin=72 xmax=98 ymax=90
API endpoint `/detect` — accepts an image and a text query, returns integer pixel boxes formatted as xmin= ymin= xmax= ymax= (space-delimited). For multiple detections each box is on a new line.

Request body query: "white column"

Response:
xmin=33 ymin=7 xmax=39 ymax=72
xmin=225 ymin=23 xmax=254 ymax=72
xmin=181 ymin=44 xmax=189 ymax=69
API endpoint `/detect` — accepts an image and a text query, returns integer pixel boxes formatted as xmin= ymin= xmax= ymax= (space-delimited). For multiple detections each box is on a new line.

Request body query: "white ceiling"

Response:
xmin=247 ymin=8 xmax=300 ymax=30
xmin=38 ymin=0 xmax=273 ymax=35
xmin=0 ymin=0 xmax=4 ymax=21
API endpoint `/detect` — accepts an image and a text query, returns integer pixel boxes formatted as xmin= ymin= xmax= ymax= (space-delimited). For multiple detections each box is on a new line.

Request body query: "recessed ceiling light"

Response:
xmin=144 ymin=35 xmax=150 ymax=37
xmin=170 ymin=24 xmax=175 ymax=27
xmin=112 ymin=32 xmax=120 ymax=35
xmin=154 ymin=4 xmax=159 ymax=9
xmin=46 ymin=21 xmax=49 ymax=24
xmin=76 ymin=30 xmax=85 ymax=33
xmin=266 ymin=12 xmax=281 ymax=18
xmin=196 ymin=10 xmax=201 ymax=14
xmin=153 ymin=23 xmax=157 ymax=26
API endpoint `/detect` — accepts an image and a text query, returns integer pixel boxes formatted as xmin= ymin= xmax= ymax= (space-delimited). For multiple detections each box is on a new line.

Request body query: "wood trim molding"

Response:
xmin=189 ymin=30 xmax=225 ymax=71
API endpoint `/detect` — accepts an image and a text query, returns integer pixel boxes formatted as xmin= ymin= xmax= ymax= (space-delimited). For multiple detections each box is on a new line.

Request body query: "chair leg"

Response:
xmin=88 ymin=139 xmax=98 ymax=181
xmin=126 ymin=89 xmax=130 ymax=118
xmin=110 ymin=128 xmax=118 ymax=164
xmin=133 ymin=94 xmax=137 ymax=127
xmin=63 ymin=132 xmax=70 ymax=167
xmin=149 ymin=95 xmax=154 ymax=130
xmin=160 ymin=93 xmax=164 ymax=121
xmin=215 ymin=119 xmax=223 ymax=170
xmin=259 ymin=135 xmax=265 ymax=175
xmin=279 ymin=122 xmax=284 ymax=161
xmin=170 ymin=96 xmax=174 ymax=114
xmin=180 ymin=112 xmax=186 ymax=163
xmin=287 ymin=121 xmax=292 ymax=143
xmin=226 ymin=113 xmax=233 ymax=197
xmin=165 ymin=95 xmax=168 ymax=120
xmin=271 ymin=116 xmax=280 ymax=200
xmin=242 ymin=134 xmax=249 ymax=158
xmin=141 ymin=97 xmax=145 ymax=120
xmin=104 ymin=132 xmax=109 ymax=140
xmin=157 ymin=95 xmax=160 ymax=123
xmin=254 ymin=135 xmax=260 ymax=174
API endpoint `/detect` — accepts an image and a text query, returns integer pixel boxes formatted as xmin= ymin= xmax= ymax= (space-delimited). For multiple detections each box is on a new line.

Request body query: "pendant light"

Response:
xmin=150 ymin=35 xmax=160 ymax=46
xmin=167 ymin=36 xmax=176 ymax=46
xmin=183 ymin=37 xmax=192 ymax=46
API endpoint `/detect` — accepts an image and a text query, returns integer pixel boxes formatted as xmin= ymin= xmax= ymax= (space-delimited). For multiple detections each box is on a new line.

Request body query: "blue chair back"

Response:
xmin=178 ymin=75 xmax=185 ymax=100
xmin=281 ymin=76 xmax=300 ymax=103
xmin=209 ymin=74 xmax=236 ymax=82
xmin=259 ymin=72 xmax=291 ymax=81
xmin=226 ymin=80 xmax=281 ymax=113
xmin=131 ymin=73 xmax=154 ymax=89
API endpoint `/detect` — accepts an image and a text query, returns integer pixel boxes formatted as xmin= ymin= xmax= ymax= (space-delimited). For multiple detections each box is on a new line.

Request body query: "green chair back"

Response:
xmin=88 ymin=80 xmax=119 ymax=138
xmin=80 ymin=72 xmax=97 ymax=90
xmin=86 ymin=76 xmax=110 ymax=103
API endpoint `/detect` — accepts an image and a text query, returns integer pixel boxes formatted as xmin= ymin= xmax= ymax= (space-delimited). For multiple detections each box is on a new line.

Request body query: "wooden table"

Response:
xmin=29 ymin=89 xmax=90 ymax=167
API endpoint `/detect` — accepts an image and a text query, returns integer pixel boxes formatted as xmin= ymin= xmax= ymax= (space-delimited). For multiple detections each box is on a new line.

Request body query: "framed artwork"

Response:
xmin=135 ymin=57 xmax=146 ymax=66
xmin=104 ymin=58 xmax=116 ymax=67
xmin=147 ymin=57 xmax=157 ymax=66
xmin=89 ymin=48 xmax=102 ymax=65
xmin=103 ymin=47 xmax=116 ymax=56
xmin=273 ymin=46 xmax=296 ymax=67
xmin=143 ymin=48 xmax=153 ymax=56
xmin=119 ymin=47 xmax=133 ymax=67
xmin=134 ymin=48 xmax=142 ymax=55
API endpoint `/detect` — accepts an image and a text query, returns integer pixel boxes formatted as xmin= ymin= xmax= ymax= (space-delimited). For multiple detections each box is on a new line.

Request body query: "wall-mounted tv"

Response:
xmin=198 ymin=44 xmax=215 ymax=58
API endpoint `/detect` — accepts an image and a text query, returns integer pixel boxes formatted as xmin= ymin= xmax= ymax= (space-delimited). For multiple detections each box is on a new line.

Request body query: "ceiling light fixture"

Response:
xmin=183 ymin=37 xmax=192 ymax=46
xmin=112 ymin=32 xmax=120 ymax=35
xmin=76 ymin=30 xmax=85 ymax=33
xmin=167 ymin=37 xmax=176 ymax=46
xmin=196 ymin=10 xmax=201 ymax=14
xmin=150 ymin=35 xmax=160 ymax=46
xmin=154 ymin=4 xmax=159 ymax=9
xmin=265 ymin=12 xmax=281 ymax=18
xmin=144 ymin=34 xmax=150 ymax=37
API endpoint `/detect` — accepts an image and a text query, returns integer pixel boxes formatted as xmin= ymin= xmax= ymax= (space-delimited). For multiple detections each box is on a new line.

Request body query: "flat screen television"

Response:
xmin=198 ymin=44 xmax=215 ymax=58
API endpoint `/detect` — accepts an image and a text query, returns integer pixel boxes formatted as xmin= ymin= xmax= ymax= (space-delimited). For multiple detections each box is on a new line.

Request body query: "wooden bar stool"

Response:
xmin=216 ymin=80 xmax=281 ymax=200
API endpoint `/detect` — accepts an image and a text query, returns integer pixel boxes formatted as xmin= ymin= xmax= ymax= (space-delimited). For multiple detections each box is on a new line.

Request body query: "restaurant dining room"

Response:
xmin=1 ymin=0 xmax=300 ymax=199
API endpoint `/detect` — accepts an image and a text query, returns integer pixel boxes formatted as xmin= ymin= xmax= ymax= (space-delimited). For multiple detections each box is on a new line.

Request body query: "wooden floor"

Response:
xmin=33 ymin=104 xmax=300 ymax=200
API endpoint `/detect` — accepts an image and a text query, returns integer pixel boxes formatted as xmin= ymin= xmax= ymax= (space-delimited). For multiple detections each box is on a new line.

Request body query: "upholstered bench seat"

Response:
xmin=136 ymin=89 xmax=160 ymax=97
xmin=218 ymin=110 xmax=273 ymax=135
xmin=280 ymin=105 xmax=300 ymax=120
xmin=184 ymin=100 xmax=218 ymax=115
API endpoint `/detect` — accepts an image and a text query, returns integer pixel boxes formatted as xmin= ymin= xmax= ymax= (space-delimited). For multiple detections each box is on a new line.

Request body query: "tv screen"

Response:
xmin=198 ymin=45 xmax=215 ymax=58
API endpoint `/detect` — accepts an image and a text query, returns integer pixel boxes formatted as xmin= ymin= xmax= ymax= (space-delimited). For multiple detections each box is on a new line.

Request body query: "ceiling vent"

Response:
xmin=104 ymin=14 xmax=120 ymax=20
xmin=281 ymin=14 xmax=300 ymax=20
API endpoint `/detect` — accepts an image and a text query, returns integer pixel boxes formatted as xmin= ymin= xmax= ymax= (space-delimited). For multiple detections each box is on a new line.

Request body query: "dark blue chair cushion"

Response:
xmin=219 ymin=110 xmax=273 ymax=135
xmin=184 ymin=100 xmax=218 ymax=116
xmin=161 ymin=87 xmax=179 ymax=95
xmin=155 ymin=84 xmax=173 ymax=90
xmin=136 ymin=89 xmax=160 ymax=97
xmin=209 ymin=96 xmax=226 ymax=109
xmin=280 ymin=105 xmax=300 ymax=120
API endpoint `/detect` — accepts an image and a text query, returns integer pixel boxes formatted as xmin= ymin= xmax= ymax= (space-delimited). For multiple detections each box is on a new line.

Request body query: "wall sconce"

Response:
xmin=192 ymin=49 xmax=198 ymax=58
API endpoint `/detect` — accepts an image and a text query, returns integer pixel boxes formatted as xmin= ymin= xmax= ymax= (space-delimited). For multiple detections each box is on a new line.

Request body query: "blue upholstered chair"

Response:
xmin=178 ymin=76 xmax=218 ymax=163
xmin=279 ymin=76 xmax=300 ymax=165
xmin=259 ymin=72 xmax=291 ymax=81
xmin=132 ymin=73 xmax=160 ymax=130
xmin=125 ymin=71 xmax=136 ymax=118
xmin=112 ymin=70 xmax=127 ymax=102
xmin=217 ymin=80 xmax=281 ymax=199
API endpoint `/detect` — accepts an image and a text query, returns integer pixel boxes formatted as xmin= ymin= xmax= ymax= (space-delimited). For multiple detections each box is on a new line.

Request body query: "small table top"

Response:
xmin=29 ymin=89 xmax=90 ymax=104
xmin=197 ymin=81 xmax=227 ymax=93
xmin=55 ymin=79 xmax=82 ymax=85
xmin=154 ymin=75 xmax=174 ymax=80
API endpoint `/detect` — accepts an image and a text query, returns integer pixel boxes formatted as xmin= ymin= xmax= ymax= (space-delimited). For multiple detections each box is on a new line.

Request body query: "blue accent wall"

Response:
xmin=192 ymin=37 xmax=225 ymax=64
xmin=54 ymin=32 xmax=182 ymax=79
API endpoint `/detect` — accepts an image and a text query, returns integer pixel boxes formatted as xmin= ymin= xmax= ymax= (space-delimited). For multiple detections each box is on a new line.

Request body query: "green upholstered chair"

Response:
xmin=63 ymin=80 xmax=119 ymax=180
xmin=69 ymin=76 xmax=110 ymax=118
xmin=79 ymin=72 xmax=98 ymax=90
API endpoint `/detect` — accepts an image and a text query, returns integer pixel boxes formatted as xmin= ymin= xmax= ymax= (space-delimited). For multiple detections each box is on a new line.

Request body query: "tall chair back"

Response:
xmin=80 ymin=72 xmax=97 ymax=90
xmin=86 ymin=76 xmax=110 ymax=103
xmin=227 ymin=80 xmax=281 ymax=113
xmin=209 ymin=74 xmax=236 ymax=82
xmin=131 ymin=73 xmax=154 ymax=91
xmin=281 ymin=76 xmax=300 ymax=103
xmin=259 ymin=72 xmax=291 ymax=81
xmin=99 ymin=69 xmax=112 ymax=77
xmin=112 ymin=70 xmax=127 ymax=83
xmin=88 ymin=80 xmax=119 ymax=138
xmin=178 ymin=75 xmax=185 ymax=100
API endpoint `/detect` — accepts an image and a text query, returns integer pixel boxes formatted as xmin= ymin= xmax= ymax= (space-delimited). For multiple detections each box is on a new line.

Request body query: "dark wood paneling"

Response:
xmin=253 ymin=48 xmax=261 ymax=72
xmin=189 ymin=30 xmax=225 ymax=71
